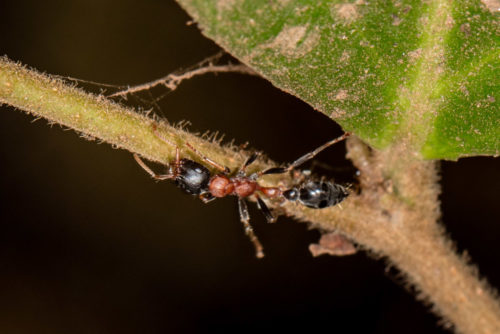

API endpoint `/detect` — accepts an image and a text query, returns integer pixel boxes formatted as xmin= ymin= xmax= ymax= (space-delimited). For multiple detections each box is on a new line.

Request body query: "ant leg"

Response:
xmin=238 ymin=198 xmax=265 ymax=258
xmin=255 ymin=166 xmax=288 ymax=177
xmin=185 ymin=142 xmax=231 ymax=174
xmin=237 ymin=152 xmax=260 ymax=176
xmin=284 ymin=132 xmax=351 ymax=172
xmin=256 ymin=133 xmax=351 ymax=177
xmin=151 ymin=123 xmax=184 ymax=174
xmin=152 ymin=123 xmax=230 ymax=174
xmin=152 ymin=123 xmax=177 ymax=148
xmin=172 ymin=146 xmax=183 ymax=175
xmin=199 ymin=193 xmax=216 ymax=203
xmin=133 ymin=154 xmax=174 ymax=180
xmin=255 ymin=194 xmax=276 ymax=223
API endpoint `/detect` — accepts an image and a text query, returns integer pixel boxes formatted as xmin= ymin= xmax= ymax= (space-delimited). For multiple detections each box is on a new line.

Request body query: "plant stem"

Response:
xmin=0 ymin=56 xmax=258 ymax=170
xmin=298 ymin=137 xmax=500 ymax=334
xmin=1 ymin=57 xmax=499 ymax=334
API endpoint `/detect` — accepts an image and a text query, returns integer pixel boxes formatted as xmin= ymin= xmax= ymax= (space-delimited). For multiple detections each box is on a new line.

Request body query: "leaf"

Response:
xmin=176 ymin=0 xmax=499 ymax=160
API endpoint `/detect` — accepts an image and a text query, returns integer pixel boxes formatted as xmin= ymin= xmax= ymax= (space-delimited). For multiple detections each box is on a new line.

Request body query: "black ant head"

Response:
xmin=175 ymin=159 xmax=211 ymax=195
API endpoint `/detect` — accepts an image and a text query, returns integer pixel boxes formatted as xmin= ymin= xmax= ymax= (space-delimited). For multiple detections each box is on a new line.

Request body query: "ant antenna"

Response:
xmin=257 ymin=132 xmax=351 ymax=176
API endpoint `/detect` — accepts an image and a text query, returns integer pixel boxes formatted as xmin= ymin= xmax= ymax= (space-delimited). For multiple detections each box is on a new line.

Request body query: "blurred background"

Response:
xmin=0 ymin=0 xmax=498 ymax=333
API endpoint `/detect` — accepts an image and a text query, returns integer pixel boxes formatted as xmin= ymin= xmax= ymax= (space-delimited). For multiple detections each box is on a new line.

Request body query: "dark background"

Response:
xmin=0 ymin=1 xmax=498 ymax=333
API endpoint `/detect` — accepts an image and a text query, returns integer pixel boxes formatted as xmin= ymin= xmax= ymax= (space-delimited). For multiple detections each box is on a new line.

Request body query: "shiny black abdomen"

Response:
xmin=298 ymin=181 xmax=348 ymax=209
xmin=175 ymin=159 xmax=211 ymax=195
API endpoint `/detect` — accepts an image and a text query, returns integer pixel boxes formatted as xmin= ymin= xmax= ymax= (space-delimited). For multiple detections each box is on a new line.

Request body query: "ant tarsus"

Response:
xmin=238 ymin=198 xmax=265 ymax=259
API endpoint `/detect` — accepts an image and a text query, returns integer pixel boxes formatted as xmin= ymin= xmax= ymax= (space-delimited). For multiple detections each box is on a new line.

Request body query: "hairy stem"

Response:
xmin=0 ymin=56 xmax=258 ymax=171
xmin=302 ymin=138 xmax=500 ymax=334
xmin=1 ymin=57 xmax=499 ymax=334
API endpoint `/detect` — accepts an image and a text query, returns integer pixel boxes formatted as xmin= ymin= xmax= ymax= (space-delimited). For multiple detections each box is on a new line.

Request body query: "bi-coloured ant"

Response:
xmin=134 ymin=126 xmax=350 ymax=258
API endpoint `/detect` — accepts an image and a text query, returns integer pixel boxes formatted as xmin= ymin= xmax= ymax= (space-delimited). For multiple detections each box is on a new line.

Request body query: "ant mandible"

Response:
xmin=134 ymin=125 xmax=350 ymax=258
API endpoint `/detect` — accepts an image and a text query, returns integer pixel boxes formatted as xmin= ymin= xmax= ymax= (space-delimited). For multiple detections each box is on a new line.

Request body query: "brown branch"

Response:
xmin=109 ymin=63 xmax=258 ymax=98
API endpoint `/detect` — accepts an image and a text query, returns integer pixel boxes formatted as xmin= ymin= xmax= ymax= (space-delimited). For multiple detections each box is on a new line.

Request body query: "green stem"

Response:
xmin=0 ymin=56 xmax=257 ymax=171
xmin=1 ymin=57 xmax=499 ymax=334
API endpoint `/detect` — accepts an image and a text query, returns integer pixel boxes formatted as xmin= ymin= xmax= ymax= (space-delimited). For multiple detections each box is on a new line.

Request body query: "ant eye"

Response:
xmin=283 ymin=189 xmax=298 ymax=201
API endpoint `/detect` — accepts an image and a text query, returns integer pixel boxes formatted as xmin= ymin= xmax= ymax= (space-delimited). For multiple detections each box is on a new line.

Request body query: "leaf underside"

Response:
xmin=177 ymin=0 xmax=499 ymax=160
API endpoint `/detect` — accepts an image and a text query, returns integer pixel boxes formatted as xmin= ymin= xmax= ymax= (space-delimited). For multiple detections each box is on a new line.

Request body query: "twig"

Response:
xmin=109 ymin=62 xmax=258 ymax=98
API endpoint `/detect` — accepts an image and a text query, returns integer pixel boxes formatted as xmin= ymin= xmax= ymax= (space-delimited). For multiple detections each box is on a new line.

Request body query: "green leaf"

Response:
xmin=176 ymin=0 xmax=499 ymax=160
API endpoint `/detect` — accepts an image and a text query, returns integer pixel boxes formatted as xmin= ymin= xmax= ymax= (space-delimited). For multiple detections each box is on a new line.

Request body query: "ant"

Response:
xmin=134 ymin=125 xmax=350 ymax=258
